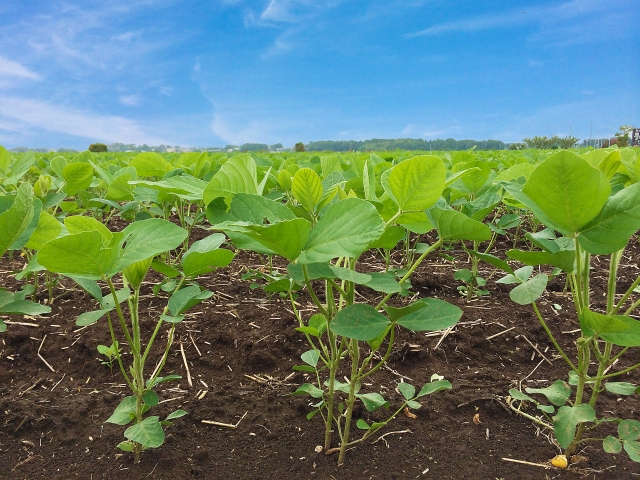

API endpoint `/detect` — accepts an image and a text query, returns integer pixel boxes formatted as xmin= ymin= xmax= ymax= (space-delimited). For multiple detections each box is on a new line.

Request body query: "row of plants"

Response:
xmin=1 ymin=143 xmax=640 ymax=467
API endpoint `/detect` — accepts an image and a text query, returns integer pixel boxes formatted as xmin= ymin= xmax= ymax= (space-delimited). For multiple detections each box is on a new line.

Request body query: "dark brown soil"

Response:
xmin=2 ymin=235 xmax=640 ymax=479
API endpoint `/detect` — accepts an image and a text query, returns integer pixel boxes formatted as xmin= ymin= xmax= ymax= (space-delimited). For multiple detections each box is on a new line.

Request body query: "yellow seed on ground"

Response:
xmin=550 ymin=455 xmax=568 ymax=468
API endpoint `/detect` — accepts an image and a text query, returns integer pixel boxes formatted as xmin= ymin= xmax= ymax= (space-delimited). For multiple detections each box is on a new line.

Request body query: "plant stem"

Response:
xmin=338 ymin=338 xmax=359 ymax=465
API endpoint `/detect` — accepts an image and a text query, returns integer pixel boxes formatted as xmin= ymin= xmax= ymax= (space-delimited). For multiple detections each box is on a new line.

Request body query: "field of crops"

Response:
xmin=1 ymin=145 xmax=640 ymax=479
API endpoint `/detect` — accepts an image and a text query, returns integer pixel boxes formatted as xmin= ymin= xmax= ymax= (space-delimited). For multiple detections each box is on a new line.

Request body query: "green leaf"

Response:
xmin=168 ymin=286 xmax=213 ymax=316
xmin=203 ymin=154 xmax=259 ymax=206
xmin=182 ymin=233 xmax=234 ymax=277
xmin=330 ymin=304 xmax=390 ymax=341
xmin=508 ymin=388 xmax=535 ymax=402
xmin=0 ymin=145 xmax=9 ymax=173
xmin=526 ymin=380 xmax=571 ymax=406
xmin=114 ymin=219 xmax=187 ymax=273
xmin=161 ymin=314 xmax=185 ymax=323
xmin=151 ymin=258 xmax=181 ymax=278
xmin=363 ymin=272 xmax=402 ymax=294
xmin=578 ymin=182 xmax=640 ymax=254
xmin=398 ymin=382 xmax=416 ymax=400
xmin=299 ymin=198 xmax=384 ymax=264
xmin=604 ymin=382 xmax=637 ymax=396
xmin=580 ymin=310 xmax=640 ymax=346
xmin=509 ymin=274 xmax=548 ymax=305
xmin=356 ymin=392 xmax=388 ymax=412
xmin=116 ymin=441 xmax=134 ymax=452
xmin=356 ymin=419 xmax=370 ymax=430
xmin=130 ymin=152 xmax=172 ymax=178
xmin=428 ymin=207 xmax=491 ymax=241
xmin=0 ymin=183 xmax=35 ymax=257
xmin=603 ymin=436 xmax=622 ymax=454
xmin=383 ymin=155 xmax=445 ymax=211
xmin=301 ymin=350 xmax=320 ymax=368
xmin=39 ymin=231 xmax=114 ymax=277
xmin=166 ymin=410 xmax=187 ymax=421
xmin=123 ymin=257 xmax=152 ymax=290
xmin=287 ymin=262 xmax=336 ymax=282
xmin=292 ymin=168 xmax=323 ymax=212
xmin=65 ymin=215 xmax=113 ymax=247
xmin=367 ymin=225 xmax=405 ymax=250
xmin=328 ymin=266 xmax=371 ymax=284
xmin=224 ymin=219 xmax=310 ymax=261
xmin=76 ymin=309 xmax=110 ymax=326
xmin=417 ymin=380 xmax=452 ymax=397
xmin=143 ymin=390 xmax=159 ymax=407
xmin=553 ymin=404 xmax=596 ymax=449
xmin=25 ymin=211 xmax=61 ymax=250
xmin=388 ymin=298 xmax=463 ymax=332
xmin=106 ymin=396 xmax=137 ymax=425
xmin=468 ymin=251 xmax=514 ymax=275
xmin=619 ymin=420 xmax=640 ymax=441
xmin=63 ymin=162 xmax=94 ymax=195
xmin=124 ymin=416 xmax=165 ymax=448
xmin=522 ymin=151 xmax=610 ymax=234
xmin=0 ymin=299 xmax=51 ymax=316
xmin=506 ymin=249 xmax=575 ymax=273
xmin=624 ymin=440 xmax=640 ymax=462
xmin=292 ymin=383 xmax=324 ymax=398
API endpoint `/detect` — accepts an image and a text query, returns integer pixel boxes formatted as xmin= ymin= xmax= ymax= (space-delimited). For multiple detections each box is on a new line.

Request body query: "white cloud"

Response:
xmin=0 ymin=96 xmax=169 ymax=145
xmin=211 ymin=112 xmax=272 ymax=145
xmin=119 ymin=94 xmax=141 ymax=106
xmin=0 ymin=56 xmax=39 ymax=80
xmin=407 ymin=0 xmax=625 ymax=39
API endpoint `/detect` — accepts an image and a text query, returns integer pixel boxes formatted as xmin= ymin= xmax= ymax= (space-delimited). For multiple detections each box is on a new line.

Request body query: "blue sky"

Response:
xmin=0 ymin=0 xmax=637 ymax=149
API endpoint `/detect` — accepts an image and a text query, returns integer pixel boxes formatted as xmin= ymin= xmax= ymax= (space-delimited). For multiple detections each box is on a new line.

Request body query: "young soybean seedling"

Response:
xmin=97 ymin=341 xmax=120 ymax=371
xmin=39 ymin=217 xmax=234 ymax=461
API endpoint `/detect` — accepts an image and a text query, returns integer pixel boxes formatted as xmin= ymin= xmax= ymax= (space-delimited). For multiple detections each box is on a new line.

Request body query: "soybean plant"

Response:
xmin=484 ymin=150 xmax=640 ymax=463
xmin=39 ymin=217 xmax=233 ymax=461
xmin=210 ymin=155 xmax=491 ymax=463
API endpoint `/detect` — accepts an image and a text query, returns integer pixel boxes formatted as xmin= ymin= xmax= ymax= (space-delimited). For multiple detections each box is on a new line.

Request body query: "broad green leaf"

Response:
xmin=526 ymin=380 xmax=571 ymax=406
xmin=0 ymin=299 xmax=51 ymax=316
xmin=497 ymin=266 xmax=533 ymax=284
xmin=355 ymin=392 xmax=388 ymax=412
xmin=116 ymin=441 xmax=134 ymax=452
xmin=151 ymin=258 xmax=181 ymax=278
xmin=398 ymin=382 xmax=416 ymax=401
xmin=0 ymin=183 xmax=35 ymax=256
xmin=219 ymin=193 xmax=296 ymax=225
xmin=161 ymin=314 xmax=185 ymax=323
xmin=598 ymin=150 xmax=621 ymax=179
xmin=130 ymin=152 xmax=172 ymax=178
xmin=367 ymin=225 xmax=405 ymax=250
xmin=222 ymin=219 xmax=310 ymax=261
xmin=203 ymin=154 xmax=258 ymax=206
xmin=605 ymin=382 xmax=637 ymax=396
xmin=101 ymin=287 xmax=131 ymax=311
xmin=468 ymin=251 xmax=514 ymax=275
xmin=428 ymin=208 xmax=491 ymax=241
xmin=522 ymin=151 xmax=610 ymax=234
xmin=509 ymin=274 xmax=548 ymax=305
xmin=114 ymin=219 xmax=187 ymax=273
xmin=417 ymin=380 xmax=452 ymax=397
xmin=292 ymin=168 xmax=323 ymax=212
xmin=363 ymin=272 xmax=401 ymax=293
xmin=580 ymin=310 xmax=640 ymax=346
xmin=168 ymin=286 xmax=213 ymax=316
xmin=398 ymin=211 xmax=434 ymax=234
xmin=65 ymin=215 xmax=113 ymax=247
xmin=553 ymin=404 xmax=596 ymax=449
xmin=299 ymin=198 xmax=384 ymax=263
xmin=5 ymin=151 xmax=35 ymax=185
xmin=578 ymin=183 xmax=640 ymax=254
xmin=0 ymin=145 xmax=9 ymax=173
xmin=357 ymin=419 xmax=370 ymax=430
xmin=108 ymin=172 xmax=136 ymax=201
xmin=76 ymin=309 xmax=110 ymax=326
xmin=619 ymin=420 xmax=640 ymax=441
xmin=330 ymin=304 xmax=391 ymax=341
xmin=124 ymin=416 xmax=165 ymax=448
xmin=393 ymin=298 xmax=462 ymax=332
xmin=624 ymin=441 xmax=640 ymax=462
xmin=182 ymin=233 xmax=234 ymax=277
xmin=328 ymin=265 xmax=371 ymax=284
xmin=383 ymin=155 xmax=445 ymax=211
xmin=143 ymin=390 xmax=159 ymax=407
xmin=25 ymin=211 xmax=61 ymax=250
xmin=63 ymin=162 xmax=94 ymax=195
xmin=506 ymin=249 xmax=575 ymax=273
xmin=106 ymin=396 xmax=136 ymax=425
xmin=39 ymin=231 xmax=114 ymax=277
xmin=287 ymin=262 xmax=335 ymax=283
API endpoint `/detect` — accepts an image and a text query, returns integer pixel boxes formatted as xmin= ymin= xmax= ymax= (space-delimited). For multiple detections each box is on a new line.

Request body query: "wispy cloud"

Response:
xmin=0 ymin=96 xmax=169 ymax=145
xmin=406 ymin=0 xmax=630 ymax=40
xmin=260 ymin=0 xmax=339 ymax=24
xmin=119 ymin=94 xmax=141 ymax=106
xmin=0 ymin=56 xmax=39 ymax=80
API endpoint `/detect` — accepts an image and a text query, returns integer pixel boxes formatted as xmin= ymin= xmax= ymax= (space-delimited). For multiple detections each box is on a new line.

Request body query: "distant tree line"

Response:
xmin=305 ymin=138 xmax=506 ymax=152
